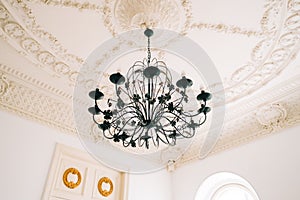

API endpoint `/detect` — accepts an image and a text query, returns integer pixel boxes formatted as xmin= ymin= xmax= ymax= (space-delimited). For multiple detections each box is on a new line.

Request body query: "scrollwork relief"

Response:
xmin=0 ymin=72 xmax=9 ymax=96
xmin=0 ymin=1 xmax=81 ymax=83
xmin=224 ymin=0 xmax=300 ymax=103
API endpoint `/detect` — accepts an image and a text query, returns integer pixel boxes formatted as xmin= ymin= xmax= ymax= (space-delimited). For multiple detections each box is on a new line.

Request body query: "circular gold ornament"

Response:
xmin=98 ymin=177 xmax=113 ymax=197
xmin=62 ymin=168 xmax=82 ymax=189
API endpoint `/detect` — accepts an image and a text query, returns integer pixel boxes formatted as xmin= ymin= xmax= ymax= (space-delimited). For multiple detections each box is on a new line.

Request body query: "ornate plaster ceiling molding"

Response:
xmin=0 ymin=0 xmax=299 ymax=169
xmin=0 ymin=67 xmax=76 ymax=134
xmin=190 ymin=22 xmax=265 ymax=37
xmin=225 ymin=75 xmax=300 ymax=121
xmin=0 ymin=64 xmax=72 ymax=100
xmin=221 ymin=0 xmax=300 ymax=103
xmin=255 ymin=103 xmax=287 ymax=127
xmin=101 ymin=0 xmax=300 ymax=105
xmin=176 ymin=75 xmax=300 ymax=167
xmin=36 ymin=0 xmax=104 ymax=12
xmin=0 ymin=1 xmax=80 ymax=84
xmin=4 ymin=0 xmax=84 ymax=64
xmin=0 ymin=71 xmax=9 ymax=96
xmin=2 ymin=0 xmax=299 ymax=105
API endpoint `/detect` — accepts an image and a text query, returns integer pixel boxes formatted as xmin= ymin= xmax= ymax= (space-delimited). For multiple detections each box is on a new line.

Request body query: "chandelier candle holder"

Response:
xmin=88 ymin=29 xmax=212 ymax=149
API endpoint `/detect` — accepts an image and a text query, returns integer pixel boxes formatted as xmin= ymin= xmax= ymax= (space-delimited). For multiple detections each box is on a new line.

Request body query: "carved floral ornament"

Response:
xmin=255 ymin=103 xmax=287 ymax=128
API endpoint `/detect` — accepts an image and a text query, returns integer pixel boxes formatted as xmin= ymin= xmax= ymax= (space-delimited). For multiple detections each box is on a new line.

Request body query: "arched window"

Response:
xmin=194 ymin=172 xmax=259 ymax=200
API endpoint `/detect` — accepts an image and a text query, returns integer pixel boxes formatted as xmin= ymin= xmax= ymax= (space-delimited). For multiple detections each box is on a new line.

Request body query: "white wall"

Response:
xmin=127 ymin=169 xmax=172 ymax=200
xmin=0 ymin=111 xmax=83 ymax=199
xmin=3 ymin=110 xmax=298 ymax=200
xmin=0 ymin=111 xmax=172 ymax=200
xmin=172 ymin=125 xmax=300 ymax=200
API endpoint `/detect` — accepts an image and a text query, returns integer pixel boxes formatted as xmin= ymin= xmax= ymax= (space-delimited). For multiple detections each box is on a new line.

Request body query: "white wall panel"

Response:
xmin=172 ymin=125 xmax=300 ymax=200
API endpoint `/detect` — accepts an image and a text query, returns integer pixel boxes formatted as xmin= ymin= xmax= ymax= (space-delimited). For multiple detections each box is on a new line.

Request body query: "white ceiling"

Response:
xmin=0 ymin=0 xmax=299 ymax=167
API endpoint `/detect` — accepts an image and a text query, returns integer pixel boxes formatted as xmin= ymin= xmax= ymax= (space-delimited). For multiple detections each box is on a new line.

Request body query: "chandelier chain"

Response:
xmin=147 ymin=36 xmax=151 ymax=65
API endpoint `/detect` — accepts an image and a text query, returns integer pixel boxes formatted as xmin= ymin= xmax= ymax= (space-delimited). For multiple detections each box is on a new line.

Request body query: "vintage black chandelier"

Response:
xmin=88 ymin=29 xmax=212 ymax=149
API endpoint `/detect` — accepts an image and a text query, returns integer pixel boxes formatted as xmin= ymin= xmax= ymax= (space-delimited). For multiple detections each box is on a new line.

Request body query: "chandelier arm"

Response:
xmin=169 ymin=88 xmax=178 ymax=97
xmin=156 ymin=128 xmax=176 ymax=145
xmin=102 ymin=129 xmax=115 ymax=139
xmin=153 ymin=83 xmax=163 ymax=99
xmin=92 ymin=114 xmax=102 ymax=125
xmin=123 ymin=103 xmax=146 ymax=116
xmin=94 ymin=99 xmax=104 ymax=113
xmin=174 ymin=89 xmax=187 ymax=108
xmin=198 ymin=114 xmax=207 ymax=126
xmin=177 ymin=128 xmax=196 ymax=139
xmin=157 ymin=110 xmax=191 ymax=126
xmin=136 ymin=79 xmax=146 ymax=102
xmin=150 ymin=101 xmax=166 ymax=120
xmin=118 ymin=87 xmax=131 ymax=99
xmin=111 ymin=111 xmax=140 ymax=124
xmin=158 ymin=61 xmax=172 ymax=82
xmin=111 ymin=108 xmax=144 ymax=124
xmin=131 ymin=127 xmax=144 ymax=146
xmin=116 ymin=96 xmax=147 ymax=119
xmin=159 ymin=115 xmax=179 ymax=127
xmin=113 ymin=116 xmax=140 ymax=134
xmin=162 ymin=76 xmax=171 ymax=95
xmin=132 ymin=101 xmax=147 ymax=119
xmin=122 ymin=125 xmax=144 ymax=148
xmin=181 ymin=110 xmax=204 ymax=118
xmin=150 ymin=130 xmax=159 ymax=147
xmin=171 ymin=97 xmax=185 ymax=111
xmin=153 ymin=76 xmax=158 ymax=98
xmin=181 ymin=102 xmax=207 ymax=118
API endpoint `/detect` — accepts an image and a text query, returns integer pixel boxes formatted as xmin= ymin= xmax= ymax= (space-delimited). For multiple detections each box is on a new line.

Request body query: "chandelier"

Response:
xmin=88 ymin=29 xmax=212 ymax=149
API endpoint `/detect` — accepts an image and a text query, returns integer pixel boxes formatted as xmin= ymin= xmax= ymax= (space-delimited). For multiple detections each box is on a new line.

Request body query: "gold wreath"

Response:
xmin=62 ymin=168 xmax=82 ymax=189
xmin=98 ymin=177 xmax=113 ymax=197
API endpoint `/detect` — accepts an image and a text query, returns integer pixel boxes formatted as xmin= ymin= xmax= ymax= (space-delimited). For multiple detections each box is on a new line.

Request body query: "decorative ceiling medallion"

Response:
xmin=62 ymin=167 xmax=82 ymax=189
xmin=98 ymin=177 xmax=113 ymax=197
xmin=114 ymin=0 xmax=182 ymax=30
xmin=256 ymin=103 xmax=287 ymax=128
xmin=103 ymin=0 xmax=192 ymax=35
